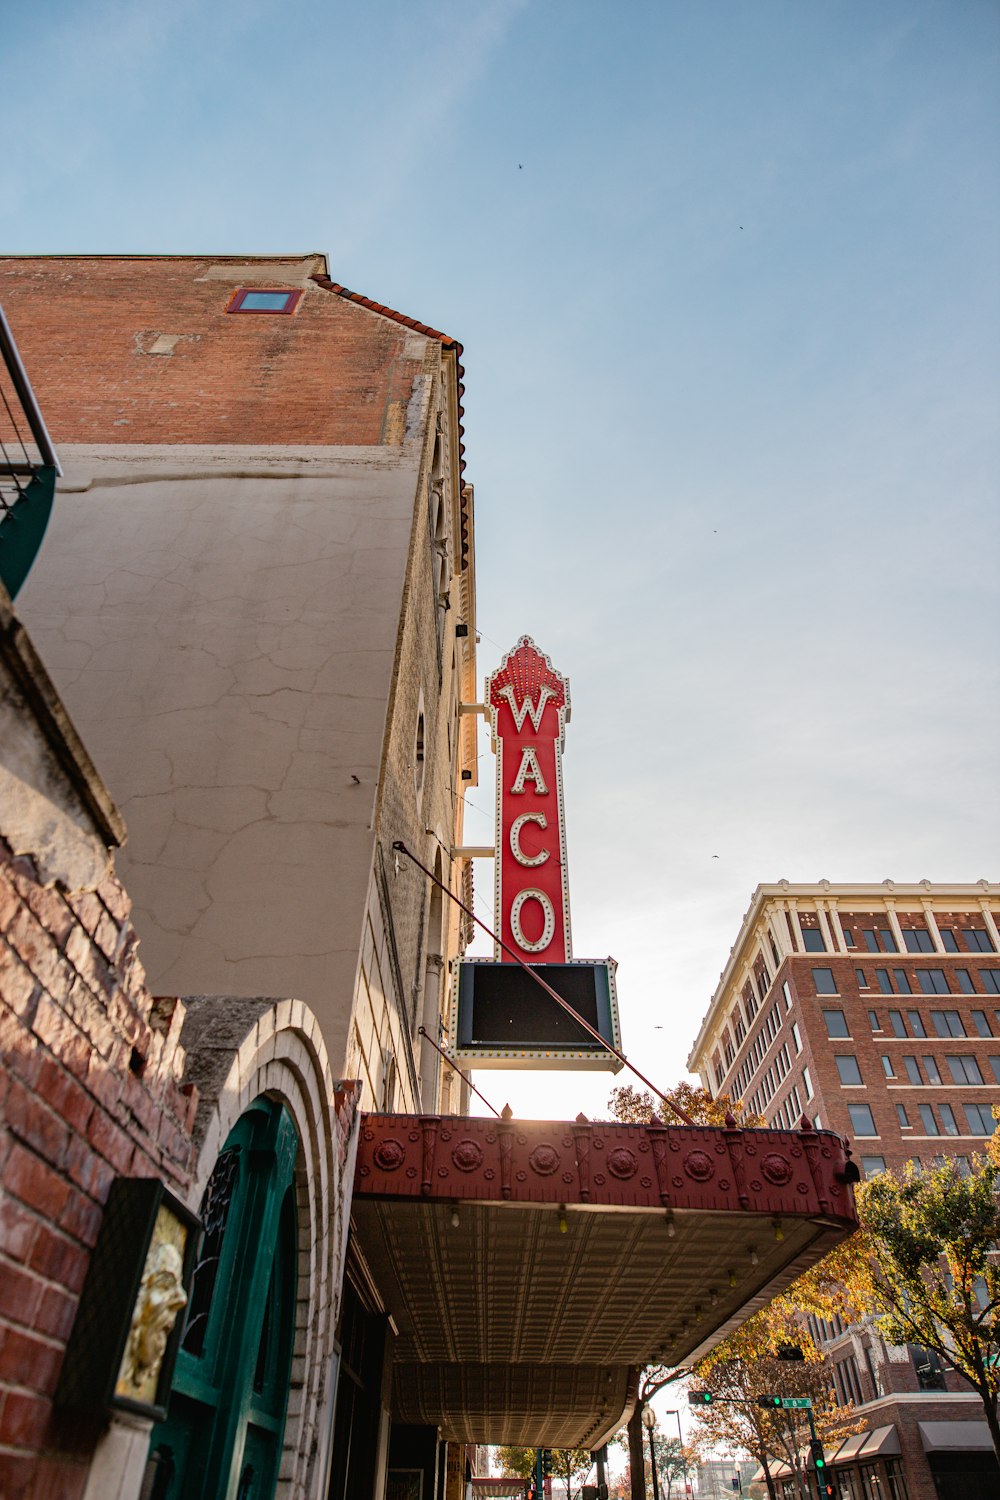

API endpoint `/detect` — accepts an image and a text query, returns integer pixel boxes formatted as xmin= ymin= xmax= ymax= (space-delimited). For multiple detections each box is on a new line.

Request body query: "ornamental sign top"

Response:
xmin=485 ymin=636 xmax=572 ymax=964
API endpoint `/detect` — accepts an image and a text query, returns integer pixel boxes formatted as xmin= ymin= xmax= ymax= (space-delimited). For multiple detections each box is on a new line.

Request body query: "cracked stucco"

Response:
xmin=17 ymin=441 xmax=426 ymax=1070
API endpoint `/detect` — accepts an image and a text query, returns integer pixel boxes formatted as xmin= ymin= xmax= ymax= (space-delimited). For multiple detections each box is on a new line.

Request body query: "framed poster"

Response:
xmin=387 ymin=1470 xmax=424 ymax=1500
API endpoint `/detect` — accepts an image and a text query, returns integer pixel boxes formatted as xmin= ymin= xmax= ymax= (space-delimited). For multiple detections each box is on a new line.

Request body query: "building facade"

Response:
xmin=0 ymin=255 xmax=480 ymax=1499
xmin=687 ymin=881 xmax=1000 ymax=1500
xmin=1 ymin=253 xmax=479 ymax=1122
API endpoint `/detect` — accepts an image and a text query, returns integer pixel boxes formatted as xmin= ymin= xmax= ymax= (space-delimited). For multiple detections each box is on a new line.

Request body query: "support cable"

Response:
xmin=392 ymin=840 xmax=695 ymax=1126
xmin=417 ymin=1026 xmax=502 ymax=1119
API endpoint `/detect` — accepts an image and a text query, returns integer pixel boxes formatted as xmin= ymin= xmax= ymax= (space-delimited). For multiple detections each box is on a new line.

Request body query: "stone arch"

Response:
xmin=176 ymin=996 xmax=359 ymax=1500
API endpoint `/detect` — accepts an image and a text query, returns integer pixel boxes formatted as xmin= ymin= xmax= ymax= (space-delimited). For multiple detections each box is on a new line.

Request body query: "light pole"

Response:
xmin=662 ymin=1409 xmax=687 ymax=1495
xmin=642 ymin=1405 xmax=661 ymax=1500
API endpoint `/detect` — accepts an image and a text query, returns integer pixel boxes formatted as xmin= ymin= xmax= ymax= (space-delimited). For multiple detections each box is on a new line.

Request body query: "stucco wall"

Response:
xmin=17 ymin=441 xmax=426 ymax=1073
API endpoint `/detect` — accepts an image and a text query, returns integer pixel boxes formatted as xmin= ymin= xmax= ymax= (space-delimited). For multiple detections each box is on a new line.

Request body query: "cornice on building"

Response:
xmin=688 ymin=881 xmax=1000 ymax=1074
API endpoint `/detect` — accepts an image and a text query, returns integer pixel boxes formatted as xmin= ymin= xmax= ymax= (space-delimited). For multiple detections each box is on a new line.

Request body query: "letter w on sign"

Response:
xmin=485 ymin=637 xmax=572 ymax=962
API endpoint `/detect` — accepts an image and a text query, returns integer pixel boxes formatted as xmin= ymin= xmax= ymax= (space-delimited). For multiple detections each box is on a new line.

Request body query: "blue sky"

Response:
xmin=5 ymin=0 xmax=999 ymax=1118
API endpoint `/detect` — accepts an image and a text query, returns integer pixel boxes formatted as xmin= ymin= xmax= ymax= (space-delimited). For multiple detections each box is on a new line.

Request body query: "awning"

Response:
xmin=352 ymin=1112 xmax=858 ymax=1446
xmin=919 ymin=1421 xmax=996 ymax=1453
xmin=834 ymin=1426 xmax=901 ymax=1464
xmin=860 ymin=1426 xmax=901 ymax=1459
xmin=833 ymin=1433 xmax=870 ymax=1463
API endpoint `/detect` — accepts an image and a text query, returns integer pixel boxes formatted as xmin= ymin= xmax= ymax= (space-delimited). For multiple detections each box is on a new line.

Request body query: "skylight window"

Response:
xmin=227 ymin=288 xmax=302 ymax=314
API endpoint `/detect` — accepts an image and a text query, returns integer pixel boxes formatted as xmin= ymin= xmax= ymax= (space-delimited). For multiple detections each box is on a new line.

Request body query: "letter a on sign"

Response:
xmin=485 ymin=637 xmax=572 ymax=962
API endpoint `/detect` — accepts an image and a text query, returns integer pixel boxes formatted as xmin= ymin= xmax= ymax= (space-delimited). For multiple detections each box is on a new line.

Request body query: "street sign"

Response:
xmin=783 ymin=1398 xmax=813 ymax=1409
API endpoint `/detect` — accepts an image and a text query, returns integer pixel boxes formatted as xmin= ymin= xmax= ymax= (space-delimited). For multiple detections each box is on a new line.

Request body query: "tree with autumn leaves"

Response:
xmin=493 ymin=1446 xmax=595 ymax=1496
xmin=607 ymin=1082 xmax=1000 ymax=1493
xmin=606 ymin=1083 xmax=773 ymax=1499
xmin=860 ymin=1150 xmax=1000 ymax=1461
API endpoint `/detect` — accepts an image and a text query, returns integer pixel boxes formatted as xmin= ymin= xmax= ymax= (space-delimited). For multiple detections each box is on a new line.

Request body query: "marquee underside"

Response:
xmin=351 ymin=1114 xmax=859 ymax=1446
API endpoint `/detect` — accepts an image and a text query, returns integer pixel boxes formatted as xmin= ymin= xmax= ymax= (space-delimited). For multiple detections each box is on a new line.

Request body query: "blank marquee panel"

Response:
xmin=450 ymin=959 xmax=623 ymax=1071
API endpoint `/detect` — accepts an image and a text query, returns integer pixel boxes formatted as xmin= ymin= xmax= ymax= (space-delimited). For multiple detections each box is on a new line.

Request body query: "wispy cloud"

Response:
xmin=329 ymin=0 xmax=529 ymax=261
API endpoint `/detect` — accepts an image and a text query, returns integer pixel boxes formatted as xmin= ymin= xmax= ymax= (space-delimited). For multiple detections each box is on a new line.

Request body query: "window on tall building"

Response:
xmin=860 ymin=1156 xmax=885 ymax=1178
xmin=802 ymin=1067 xmax=813 ymax=1100
xmin=733 ymin=1013 xmax=746 ymax=1045
xmin=904 ymin=928 xmax=935 ymax=953
xmin=813 ymin=968 xmax=837 ymax=995
xmin=930 ymin=1010 xmax=965 ymax=1037
xmin=881 ymin=1055 xmax=895 ymax=1078
xmin=868 ymin=1009 xmax=881 ymax=1031
xmin=875 ymin=969 xmax=893 ymax=994
xmin=835 ymin=1055 xmax=863 ymax=1085
xmin=911 ymin=1346 xmax=947 ymax=1391
xmin=823 ymin=1010 xmax=849 ymax=1038
xmin=226 ymin=288 xmax=303 ymax=314
xmin=946 ymin=1055 xmax=983 ymax=1085
xmin=940 ymin=928 xmax=960 ymax=952
xmin=938 ymin=1103 xmax=959 ymax=1136
xmin=892 ymin=969 xmax=912 ymax=994
xmin=918 ymin=1104 xmax=940 ymax=1135
xmin=896 ymin=1103 xmax=911 ymax=1128
xmin=782 ymin=979 xmax=793 ymax=1010
xmin=855 ymin=968 xmax=869 ymax=989
xmin=879 ymin=928 xmax=898 ymax=953
xmin=848 ymin=1103 xmax=877 ymax=1136
xmin=801 ymin=928 xmax=825 ymax=952
xmin=980 ymin=970 xmax=1000 ymax=995
xmin=953 ymin=1155 xmax=971 ymax=1176
xmin=971 ymin=1010 xmax=992 ymax=1036
xmin=964 ymin=1103 xmax=996 ymax=1135
xmin=863 ymin=930 xmax=879 ymax=953
xmin=922 ymin=1056 xmax=941 ymax=1085
xmin=918 ymin=970 xmax=950 ymax=996
xmin=888 ymin=1011 xmax=907 ymax=1038
xmin=791 ymin=1022 xmax=801 ymax=1054
xmin=956 ymin=969 xmax=975 ymax=994
xmin=989 ymin=1057 xmax=1000 ymax=1085
xmin=902 ymin=1056 xmax=923 ymax=1085
xmin=964 ymin=928 xmax=995 ymax=953
xmin=906 ymin=1011 xmax=927 ymax=1038
xmin=842 ymin=927 xmax=856 ymax=948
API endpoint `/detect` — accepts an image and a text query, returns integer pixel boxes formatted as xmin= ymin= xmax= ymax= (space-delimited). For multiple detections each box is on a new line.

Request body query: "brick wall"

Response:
xmin=0 ymin=256 xmax=426 ymax=447
xmin=0 ymin=838 xmax=195 ymax=1500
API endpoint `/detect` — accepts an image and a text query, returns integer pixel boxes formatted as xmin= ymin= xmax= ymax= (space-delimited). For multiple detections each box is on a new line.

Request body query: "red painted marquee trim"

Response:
xmin=355 ymin=1113 xmax=859 ymax=1224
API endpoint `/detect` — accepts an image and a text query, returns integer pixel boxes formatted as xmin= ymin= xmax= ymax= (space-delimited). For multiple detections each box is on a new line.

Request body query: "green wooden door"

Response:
xmin=146 ymin=1098 xmax=299 ymax=1500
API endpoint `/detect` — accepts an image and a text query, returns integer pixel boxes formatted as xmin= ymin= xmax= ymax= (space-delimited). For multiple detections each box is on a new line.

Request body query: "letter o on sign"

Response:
xmin=510 ymin=888 xmax=555 ymax=953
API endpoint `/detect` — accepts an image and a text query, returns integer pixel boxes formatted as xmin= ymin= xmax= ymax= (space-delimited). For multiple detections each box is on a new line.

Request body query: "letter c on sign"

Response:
xmin=510 ymin=889 xmax=556 ymax=954
xmin=510 ymin=812 xmax=549 ymax=867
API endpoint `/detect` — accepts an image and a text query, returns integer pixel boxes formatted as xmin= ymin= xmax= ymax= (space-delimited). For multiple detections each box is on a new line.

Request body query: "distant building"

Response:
xmin=688 ymin=880 xmax=1000 ymax=1500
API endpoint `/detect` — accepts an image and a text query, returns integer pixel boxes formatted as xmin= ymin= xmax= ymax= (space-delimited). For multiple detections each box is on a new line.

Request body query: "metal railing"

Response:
xmin=0 ymin=304 xmax=61 ymax=598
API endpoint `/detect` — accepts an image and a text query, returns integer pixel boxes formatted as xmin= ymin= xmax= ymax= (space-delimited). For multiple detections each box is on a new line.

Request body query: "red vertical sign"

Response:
xmin=486 ymin=637 xmax=572 ymax=963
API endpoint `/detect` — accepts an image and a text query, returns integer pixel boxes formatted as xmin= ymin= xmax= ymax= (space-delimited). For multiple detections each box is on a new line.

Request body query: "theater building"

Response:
xmin=2 ymin=264 xmax=859 ymax=1500
xmin=687 ymin=880 xmax=1000 ymax=1500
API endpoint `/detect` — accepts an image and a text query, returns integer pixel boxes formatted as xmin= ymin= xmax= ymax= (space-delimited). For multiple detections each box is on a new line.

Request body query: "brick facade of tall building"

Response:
xmin=688 ymin=881 xmax=1000 ymax=1500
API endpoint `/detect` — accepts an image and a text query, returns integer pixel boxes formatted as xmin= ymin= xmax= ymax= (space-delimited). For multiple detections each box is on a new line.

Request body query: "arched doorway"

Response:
xmin=145 ymin=1097 xmax=299 ymax=1500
